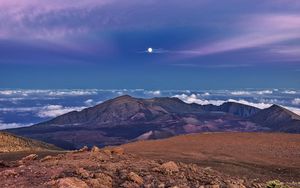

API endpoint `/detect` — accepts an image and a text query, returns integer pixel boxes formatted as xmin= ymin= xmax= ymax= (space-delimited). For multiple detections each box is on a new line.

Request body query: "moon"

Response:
xmin=147 ymin=47 xmax=153 ymax=53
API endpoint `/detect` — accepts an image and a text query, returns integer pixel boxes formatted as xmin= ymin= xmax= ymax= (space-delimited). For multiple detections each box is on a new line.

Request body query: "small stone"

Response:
xmin=40 ymin=155 xmax=54 ymax=162
xmin=161 ymin=161 xmax=179 ymax=173
xmin=78 ymin=146 xmax=89 ymax=152
xmin=111 ymin=147 xmax=125 ymax=155
xmin=103 ymin=149 xmax=112 ymax=155
xmin=56 ymin=177 xmax=89 ymax=188
xmin=120 ymin=181 xmax=140 ymax=188
xmin=76 ymin=168 xmax=91 ymax=178
xmin=91 ymin=146 xmax=101 ymax=153
xmin=94 ymin=172 xmax=113 ymax=187
xmin=22 ymin=154 xmax=38 ymax=161
xmin=0 ymin=169 xmax=18 ymax=177
xmin=127 ymin=172 xmax=144 ymax=185
xmin=227 ymin=184 xmax=246 ymax=188
xmin=19 ymin=154 xmax=38 ymax=165
xmin=0 ymin=160 xmax=9 ymax=167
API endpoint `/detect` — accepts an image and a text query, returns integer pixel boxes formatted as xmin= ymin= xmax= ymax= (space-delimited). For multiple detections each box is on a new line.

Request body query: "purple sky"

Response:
xmin=0 ymin=0 xmax=299 ymax=89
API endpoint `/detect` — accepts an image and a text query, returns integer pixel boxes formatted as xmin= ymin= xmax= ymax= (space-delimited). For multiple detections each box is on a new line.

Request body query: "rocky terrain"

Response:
xmin=7 ymin=95 xmax=300 ymax=149
xmin=0 ymin=132 xmax=60 ymax=153
xmin=0 ymin=146 xmax=269 ymax=188
xmin=123 ymin=132 xmax=300 ymax=184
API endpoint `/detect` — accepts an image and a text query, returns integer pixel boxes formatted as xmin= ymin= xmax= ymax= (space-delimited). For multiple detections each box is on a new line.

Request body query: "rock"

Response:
xmin=19 ymin=154 xmax=38 ymax=164
xmin=227 ymin=184 xmax=246 ymax=188
xmin=205 ymin=185 xmax=220 ymax=188
xmin=22 ymin=154 xmax=38 ymax=161
xmin=120 ymin=181 xmax=140 ymax=188
xmin=161 ymin=161 xmax=179 ymax=173
xmin=127 ymin=172 xmax=144 ymax=185
xmin=91 ymin=146 xmax=101 ymax=153
xmin=0 ymin=160 xmax=9 ymax=168
xmin=103 ymin=149 xmax=112 ymax=155
xmin=40 ymin=155 xmax=54 ymax=162
xmin=56 ymin=177 xmax=89 ymax=188
xmin=78 ymin=146 xmax=89 ymax=152
xmin=0 ymin=169 xmax=18 ymax=177
xmin=93 ymin=172 xmax=113 ymax=187
xmin=76 ymin=168 xmax=91 ymax=178
xmin=111 ymin=147 xmax=125 ymax=155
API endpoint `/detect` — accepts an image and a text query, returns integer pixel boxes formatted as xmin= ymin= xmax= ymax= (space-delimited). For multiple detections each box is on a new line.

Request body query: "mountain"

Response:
xmin=250 ymin=104 xmax=300 ymax=133
xmin=202 ymin=102 xmax=260 ymax=117
xmin=0 ymin=132 xmax=61 ymax=153
xmin=36 ymin=95 xmax=204 ymax=127
xmin=7 ymin=95 xmax=300 ymax=149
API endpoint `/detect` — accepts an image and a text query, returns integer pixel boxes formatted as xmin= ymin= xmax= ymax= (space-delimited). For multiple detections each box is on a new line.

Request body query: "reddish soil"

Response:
xmin=123 ymin=132 xmax=300 ymax=183
xmin=0 ymin=147 xmax=265 ymax=188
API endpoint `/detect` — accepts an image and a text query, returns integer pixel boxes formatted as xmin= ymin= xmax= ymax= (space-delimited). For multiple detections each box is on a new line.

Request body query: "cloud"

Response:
xmin=0 ymin=120 xmax=31 ymax=130
xmin=292 ymin=98 xmax=300 ymax=105
xmin=84 ymin=99 xmax=94 ymax=106
xmin=36 ymin=105 xmax=86 ymax=118
xmin=144 ymin=90 xmax=161 ymax=96
xmin=230 ymin=91 xmax=251 ymax=95
xmin=179 ymin=14 xmax=300 ymax=58
xmin=173 ymin=94 xmax=225 ymax=106
xmin=173 ymin=94 xmax=272 ymax=109
xmin=0 ymin=107 xmax=39 ymax=112
xmin=256 ymin=90 xmax=273 ymax=95
xmin=282 ymin=90 xmax=297 ymax=94
xmin=48 ymin=90 xmax=98 ymax=96
xmin=0 ymin=0 xmax=113 ymax=40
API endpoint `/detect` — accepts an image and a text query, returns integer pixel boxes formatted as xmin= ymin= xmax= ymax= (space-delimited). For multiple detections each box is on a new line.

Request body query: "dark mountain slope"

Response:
xmin=37 ymin=95 xmax=204 ymax=128
xmin=202 ymin=102 xmax=260 ymax=117
xmin=250 ymin=105 xmax=300 ymax=133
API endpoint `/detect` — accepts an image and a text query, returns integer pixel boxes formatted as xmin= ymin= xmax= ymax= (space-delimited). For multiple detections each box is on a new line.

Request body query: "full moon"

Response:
xmin=147 ymin=47 xmax=153 ymax=53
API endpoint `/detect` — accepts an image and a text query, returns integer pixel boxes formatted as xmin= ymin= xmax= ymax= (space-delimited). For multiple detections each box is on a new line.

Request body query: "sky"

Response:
xmin=0 ymin=0 xmax=300 ymax=89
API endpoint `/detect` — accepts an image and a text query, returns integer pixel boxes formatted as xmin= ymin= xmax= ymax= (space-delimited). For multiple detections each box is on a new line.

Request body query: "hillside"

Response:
xmin=250 ymin=104 xmax=300 ymax=133
xmin=0 ymin=132 xmax=61 ymax=153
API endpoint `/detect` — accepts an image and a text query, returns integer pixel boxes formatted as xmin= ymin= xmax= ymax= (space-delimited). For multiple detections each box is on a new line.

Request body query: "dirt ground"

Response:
xmin=122 ymin=132 xmax=300 ymax=183
xmin=0 ymin=147 xmax=266 ymax=188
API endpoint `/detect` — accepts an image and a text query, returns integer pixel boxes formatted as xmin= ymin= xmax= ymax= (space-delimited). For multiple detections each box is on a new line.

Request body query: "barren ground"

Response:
xmin=122 ymin=132 xmax=300 ymax=183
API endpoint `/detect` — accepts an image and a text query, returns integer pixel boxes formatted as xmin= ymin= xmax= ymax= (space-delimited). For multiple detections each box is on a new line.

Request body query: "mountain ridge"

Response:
xmin=6 ymin=95 xmax=300 ymax=149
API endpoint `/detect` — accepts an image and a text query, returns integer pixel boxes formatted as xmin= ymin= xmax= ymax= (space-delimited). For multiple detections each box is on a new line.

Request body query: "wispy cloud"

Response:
xmin=166 ymin=14 xmax=300 ymax=60
xmin=0 ymin=120 xmax=31 ymax=130
xmin=36 ymin=105 xmax=85 ymax=118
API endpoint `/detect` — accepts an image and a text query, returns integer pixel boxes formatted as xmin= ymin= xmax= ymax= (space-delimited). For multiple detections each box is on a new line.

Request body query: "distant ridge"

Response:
xmin=250 ymin=104 xmax=300 ymax=133
xmin=7 ymin=95 xmax=300 ymax=149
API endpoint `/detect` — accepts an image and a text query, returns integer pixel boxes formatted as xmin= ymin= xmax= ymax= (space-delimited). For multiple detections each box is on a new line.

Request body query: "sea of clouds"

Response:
xmin=0 ymin=88 xmax=299 ymax=129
